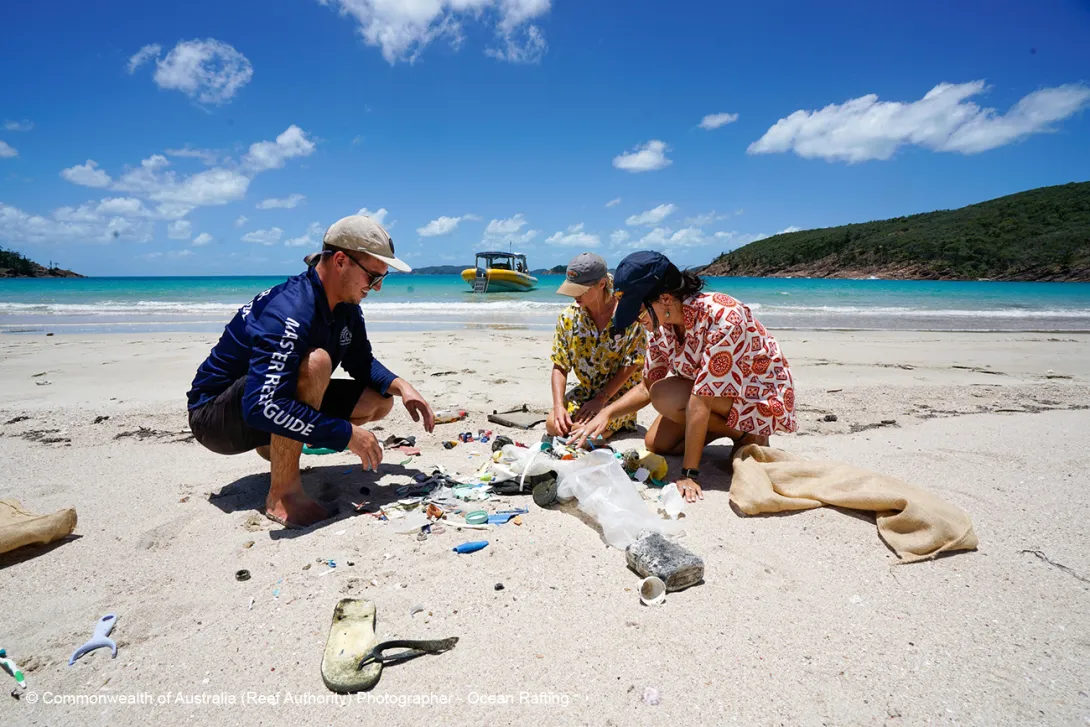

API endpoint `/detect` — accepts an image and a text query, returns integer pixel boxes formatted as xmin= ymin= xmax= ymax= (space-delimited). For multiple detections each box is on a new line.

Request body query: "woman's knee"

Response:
xmin=649 ymin=377 xmax=692 ymax=420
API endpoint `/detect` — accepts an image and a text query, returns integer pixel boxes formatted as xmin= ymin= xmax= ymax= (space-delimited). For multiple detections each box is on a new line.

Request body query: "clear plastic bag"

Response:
xmin=555 ymin=450 xmax=682 ymax=549
xmin=491 ymin=445 xmax=682 ymax=549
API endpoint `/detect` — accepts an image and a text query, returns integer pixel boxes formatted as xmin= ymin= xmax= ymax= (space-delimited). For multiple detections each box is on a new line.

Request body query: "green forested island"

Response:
xmin=0 ymin=247 xmax=82 ymax=278
xmin=702 ymin=182 xmax=1090 ymax=282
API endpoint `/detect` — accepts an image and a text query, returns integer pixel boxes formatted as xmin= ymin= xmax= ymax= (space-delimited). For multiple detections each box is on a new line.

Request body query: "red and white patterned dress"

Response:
xmin=644 ymin=292 xmax=798 ymax=436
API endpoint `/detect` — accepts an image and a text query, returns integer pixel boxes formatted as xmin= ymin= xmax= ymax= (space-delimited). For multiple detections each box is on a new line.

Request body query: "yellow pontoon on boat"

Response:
xmin=461 ymin=251 xmax=538 ymax=292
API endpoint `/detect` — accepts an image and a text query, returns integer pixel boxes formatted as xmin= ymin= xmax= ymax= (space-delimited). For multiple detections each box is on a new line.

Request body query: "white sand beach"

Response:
xmin=1 ymin=329 xmax=1089 ymax=726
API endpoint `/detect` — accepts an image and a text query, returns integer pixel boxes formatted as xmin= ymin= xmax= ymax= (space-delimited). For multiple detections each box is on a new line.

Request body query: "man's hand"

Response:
xmin=397 ymin=381 xmax=435 ymax=433
xmin=553 ymin=405 xmax=574 ymax=436
xmin=348 ymin=425 xmax=383 ymax=472
xmin=571 ymin=409 xmax=611 ymax=449
xmin=573 ymin=394 xmax=605 ymax=424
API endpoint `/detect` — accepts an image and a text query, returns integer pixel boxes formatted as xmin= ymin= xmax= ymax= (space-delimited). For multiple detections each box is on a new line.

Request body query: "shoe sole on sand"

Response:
xmin=321 ymin=599 xmax=382 ymax=693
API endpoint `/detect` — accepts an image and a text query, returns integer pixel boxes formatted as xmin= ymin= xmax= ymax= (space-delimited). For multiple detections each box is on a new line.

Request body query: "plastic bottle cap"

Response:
xmin=639 ymin=577 xmax=666 ymax=606
xmin=465 ymin=510 xmax=489 ymax=525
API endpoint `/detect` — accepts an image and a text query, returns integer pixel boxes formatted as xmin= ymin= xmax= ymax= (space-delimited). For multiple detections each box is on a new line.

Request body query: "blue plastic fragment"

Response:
xmin=453 ymin=541 xmax=489 ymax=554
xmin=488 ymin=507 xmax=529 ymax=525
xmin=69 ymin=614 xmax=118 ymax=666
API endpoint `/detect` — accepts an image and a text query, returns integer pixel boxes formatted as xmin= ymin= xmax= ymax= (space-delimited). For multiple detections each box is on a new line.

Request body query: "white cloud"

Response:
xmin=243 ymin=125 xmax=316 ymax=172
xmin=484 ymin=24 xmax=547 ymax=64
xmin=748 ymin=81 xmax=1090 ymax=163
xmin=235 ymin=215 xmax=248 ymax=227
xmin=626 ymin=203 xmax=677 ymax=227
xmin=417 ymin=214 xmax=478 ymax=237
xmin=357 ymin=207 xmax=389 ymax=225
xmin=351 ymin=135 xmax=364 ymax=146
xmin=482 ymin=213 xmax=538 ymax=246
xmin=0 ymin=201 xmax=154 ymax=244
xmin=60 ymin=160 xmax=112 ymax=187
xmin=88 ymin=132 xmax=306 ymax=207
xmin=127 ymin=44 xmax=161 ymax=73
xmin=242 ymin=227 xmax=283 ymax=245
xmin=699 ymin=112 xmax=739 ymax=130
xmin=140 ymin=249 xmax=195 ymax=262
xmin=256 ymin=193 xmax=306 ymax=210
xmin=715 ymin=230 xmax=769 ymax=248
xmin=0 ymin=141 xmax=17 ymax=159
xmin=319 ymin=0 xmax=551 ymax=65
xmin=3 ymin=120 xmax=33 ymax=132
xmin=133 ymin=39 xmax=253 ymax=105
xmin=545 ymin=223 xmax=599 ymax=247
xmin=168 ymin=220 xmax=193 ymax=239
xmin=154 ymin=202 xmax=194 ymax=220
xmin=485 ymin=214 xmax=527 ymax=235
xmin=113 ymin=162 xmax=250 ymax=207
xmin=605 ymin=197 xmax=621 ymax=208
xmin=778 ymin=225 xmax=802 ymax=234
xmin=96 ymin=197 xmax=149 ymax=216
xmin=637 ymin=226 xmax=710 ymax=249
xmin=612 ymin=140 xmax=672 ymax=173
xmin=192 ymin=232 xmax=213 ymax=246
xmin=610 ymin=229 xmax=629 ymax=245
xmin=165 ymin=146 xmax=219 ymax=165
xmin=285 ymin=222 xmax=324 ymax=248
xmin=665 ymin=227 xmax=708 ymax=248
xmin=683 ymin=210 xmax=727 ymax=227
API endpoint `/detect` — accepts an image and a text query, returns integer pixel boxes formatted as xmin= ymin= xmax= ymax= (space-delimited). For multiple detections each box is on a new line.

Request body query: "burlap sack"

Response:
xmin=730 ymin=445 xmax=978 ymax=562
xmin=0 ymin=499 xmax=77 ymax=555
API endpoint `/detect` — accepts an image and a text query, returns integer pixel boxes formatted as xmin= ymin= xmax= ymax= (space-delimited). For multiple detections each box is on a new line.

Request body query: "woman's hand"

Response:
xmin=571 ymin=409 xmax=611 ymax=449
xmin=676 ymin=477 xmax=703 ymax=503
xmin=572 ymin=394 xmax=605 ymax=424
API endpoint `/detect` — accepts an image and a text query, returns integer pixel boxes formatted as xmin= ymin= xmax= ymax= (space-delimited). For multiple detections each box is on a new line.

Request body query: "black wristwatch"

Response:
xmin=681 ymin=468 xmax=701 ymax=480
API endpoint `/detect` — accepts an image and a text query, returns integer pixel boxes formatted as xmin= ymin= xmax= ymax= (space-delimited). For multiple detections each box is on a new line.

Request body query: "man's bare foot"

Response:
xmin=265 ymin=489 xmax=332 ymax=528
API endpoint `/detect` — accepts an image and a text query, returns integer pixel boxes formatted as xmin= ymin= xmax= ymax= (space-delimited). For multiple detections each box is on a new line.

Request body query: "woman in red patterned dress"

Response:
xmin=574 ymin=251 xmax=797 ymax=503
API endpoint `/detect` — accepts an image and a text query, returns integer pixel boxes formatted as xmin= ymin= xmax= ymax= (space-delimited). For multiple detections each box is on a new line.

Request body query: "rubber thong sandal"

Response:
xmin=322 ymin=599 xmax=383 ymax=693
xmin=321 ymin=599 xmax=458 ymax=694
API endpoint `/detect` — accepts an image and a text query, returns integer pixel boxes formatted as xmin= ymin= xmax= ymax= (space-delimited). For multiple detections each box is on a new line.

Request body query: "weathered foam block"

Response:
xmin=624 ymin=530 xmax=704 ymax=592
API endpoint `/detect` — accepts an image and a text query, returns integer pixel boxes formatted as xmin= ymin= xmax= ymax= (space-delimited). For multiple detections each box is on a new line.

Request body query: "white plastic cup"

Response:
xmin=639 ymin=576 xmax=666 ymax=606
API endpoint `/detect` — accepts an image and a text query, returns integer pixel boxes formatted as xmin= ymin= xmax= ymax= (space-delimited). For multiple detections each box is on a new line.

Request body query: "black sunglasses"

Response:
xmin=337 ymin=251 xmax=388 ymax=287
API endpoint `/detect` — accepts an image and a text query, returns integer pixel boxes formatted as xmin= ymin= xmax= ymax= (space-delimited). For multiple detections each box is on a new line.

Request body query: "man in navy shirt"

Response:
xmin=187 ymin=215 xmax=435 ymax=528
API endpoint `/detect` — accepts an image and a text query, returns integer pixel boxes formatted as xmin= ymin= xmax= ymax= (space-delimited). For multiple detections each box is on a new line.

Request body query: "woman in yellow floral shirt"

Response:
xmin=547 ymin=253 xmax=647 ymax=440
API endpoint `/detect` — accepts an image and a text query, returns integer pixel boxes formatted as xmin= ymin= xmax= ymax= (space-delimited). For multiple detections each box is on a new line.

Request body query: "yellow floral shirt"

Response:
xmin=550 ymin=303 xmax=647 ymax=433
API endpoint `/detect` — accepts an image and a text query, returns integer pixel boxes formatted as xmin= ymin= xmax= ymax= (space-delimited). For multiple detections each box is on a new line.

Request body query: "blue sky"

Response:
xmin=1 ymin=0 xmax=1088 ymax=276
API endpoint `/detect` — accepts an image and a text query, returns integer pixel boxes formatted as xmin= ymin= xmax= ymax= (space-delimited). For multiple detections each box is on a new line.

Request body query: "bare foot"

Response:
xmin=265 ymin=489 xmax=332 ymax=528
xmin=738 ymin=433 xmax=769 ymax=447
xmin=730 ymin=433 xmax=769 ymax=462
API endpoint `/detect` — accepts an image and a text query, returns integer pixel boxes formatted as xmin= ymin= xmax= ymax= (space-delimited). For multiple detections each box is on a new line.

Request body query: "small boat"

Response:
xmin=461 ymin=251 xmax=538 ymax=293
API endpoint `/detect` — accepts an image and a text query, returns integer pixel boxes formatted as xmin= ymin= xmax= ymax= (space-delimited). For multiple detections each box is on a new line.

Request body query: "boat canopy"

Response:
xmin=475 ymin=251 xmax=529 ymax=272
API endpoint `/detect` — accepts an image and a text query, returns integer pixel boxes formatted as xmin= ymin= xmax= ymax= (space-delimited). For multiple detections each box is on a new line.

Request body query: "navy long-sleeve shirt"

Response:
xmin=186 ymin=266 xmax=397 ymax=451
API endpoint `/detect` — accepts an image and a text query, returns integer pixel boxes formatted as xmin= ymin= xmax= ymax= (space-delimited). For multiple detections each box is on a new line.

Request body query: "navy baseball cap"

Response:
xmin=611 ymin=251 xmax=676 ymax=331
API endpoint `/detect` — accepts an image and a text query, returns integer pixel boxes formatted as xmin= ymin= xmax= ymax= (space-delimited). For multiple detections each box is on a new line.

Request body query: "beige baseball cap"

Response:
xmin=304 ymin=215 xmax=412 ymax=273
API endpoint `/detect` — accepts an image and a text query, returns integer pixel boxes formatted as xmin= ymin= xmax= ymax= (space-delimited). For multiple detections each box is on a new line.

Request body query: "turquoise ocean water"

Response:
xmin=2 ymin=274 xmax=1090 ymax=333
